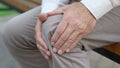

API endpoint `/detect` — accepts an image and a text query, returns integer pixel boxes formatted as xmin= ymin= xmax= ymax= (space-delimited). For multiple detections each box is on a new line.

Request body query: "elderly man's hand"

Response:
xmin=48 ymin=2 xmax=96 ymax=55
xmin=35 ymin=13 xmax=50 ymax=60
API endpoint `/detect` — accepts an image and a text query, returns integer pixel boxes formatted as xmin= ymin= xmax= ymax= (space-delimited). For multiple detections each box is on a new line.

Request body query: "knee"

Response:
xmin=1 ymin=21 xmax=21 ymax=53
xmin=1 ymin=19 xmax=34 ymax=50
xmin=2 ymin=22 xmax=16 ymax=41
xmin=2 ymin=19 xmax=22 ymax=42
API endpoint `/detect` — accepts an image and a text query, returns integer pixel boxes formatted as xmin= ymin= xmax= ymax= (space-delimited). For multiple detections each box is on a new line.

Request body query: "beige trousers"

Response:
xmin=2 ymin=6 xmax=120 ymax=68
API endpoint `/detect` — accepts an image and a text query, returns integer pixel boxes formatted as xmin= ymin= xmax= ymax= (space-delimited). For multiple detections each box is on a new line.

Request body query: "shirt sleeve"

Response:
xmin=41 ymin=0 xmax=69 ymax=13
xmin=81 ymin=0 xmax=120 ymax=19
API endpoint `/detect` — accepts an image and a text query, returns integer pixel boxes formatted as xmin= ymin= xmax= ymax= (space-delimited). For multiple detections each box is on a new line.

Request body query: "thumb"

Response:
xmin=39 ymin=13 xmax=48 ymax=22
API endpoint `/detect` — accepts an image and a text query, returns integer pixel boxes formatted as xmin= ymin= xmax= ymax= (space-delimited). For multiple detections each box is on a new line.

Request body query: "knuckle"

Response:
xmin=74 ymin=20 xmax=80 ymax=25
xmin=56 ymin=30 xmax=62 ymax=35
xmin=70 ymin=21 xmax=78 ymax=27
xmin=56 ymin=46 xmax=60 ymax=49
xmin=77 ymin=25 xmax=86 ymax=30
xmin=54 ymin=40 xmax=64 ymax=47
xmin=51 ymin=37 xmax=56 ymax=42
xmin=74 ymin=19 xmax=80 ymax=23
xmin=37 ymin=45 xmax=47 ymax=52
xmin=36 ymin=37 xmax=41 ymax=41
xmin=36 ymin=32 xmax=41 ymax=38
xmin=81 ymin=26 xmax=86 ymax=30
xmin=84 ymin=31 xmax=89 ymax=34
xmin=67 ymin=20 xmax=80 ymax=28
xmin=36 ymin=38 xmax=42 ymax=44
xmin=60 ymin=19 xmax=68 ymax=24
xmin=76 ymin=38 xmax=80 ymax=41
xmin=36 ymin=38 xmax=40 ymax=42
xmin=37 ymin=44 xmax=42 ymax=49
xmin=60 ymin=36 xmax=67 ymax=41
xmin=68 ymin=39 xmax=74 ymax=44
xmin=54 ymin=44 xmax=61 ymax=49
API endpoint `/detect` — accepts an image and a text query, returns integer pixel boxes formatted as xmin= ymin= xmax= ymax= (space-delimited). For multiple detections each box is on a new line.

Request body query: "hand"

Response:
xmin=48 ymin=2 xmax=96 ymax=55
xmin=35 ymin=13 xmax=50 ymax=60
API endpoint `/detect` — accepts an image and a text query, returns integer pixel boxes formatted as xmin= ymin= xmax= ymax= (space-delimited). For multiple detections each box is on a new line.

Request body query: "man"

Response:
xmin=2 ymin=0 xmax=120 ymax=68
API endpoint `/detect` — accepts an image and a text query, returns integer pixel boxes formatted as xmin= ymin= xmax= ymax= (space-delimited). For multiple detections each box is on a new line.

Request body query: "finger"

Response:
xmin=36 ymin=36 xmax=48 ymax=49
xmin=39 ymin=13 xmax=48 ymax=22
xmin=53 ymin=23 xmax=74 ymax=53
xmin=47 ymin=6 xmax=69 ymax=16
xmin=37 ymin=43 xmax=50 ymax=56
xmin=51 ymin=21 xmax=68 ymax=45
xmin=57 ymin=30 xmax=81 ymax=55
xmin=57 ymin=39 xmax=74 ymax=55
xmin=65 ymin=20 xmax=94 ymax=52
xmin=35 ymin=19 xmax=48 ymax=49
xmin=65 ymin=19 xmax=96 ymax=53
xmin=51 ymin=11 xmax=71 ymax=45
xmin=40 ymin=50 xmax=50 ymax=60
xmin=66 ymin=35 xmax=83 ymax=52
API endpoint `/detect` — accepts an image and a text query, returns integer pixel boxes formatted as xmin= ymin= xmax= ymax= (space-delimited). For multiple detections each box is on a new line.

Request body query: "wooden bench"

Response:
xmin=104 ymin=43 xmax=120 ymax=56
xmin=2 ymin=0 xmax=41 ymax=11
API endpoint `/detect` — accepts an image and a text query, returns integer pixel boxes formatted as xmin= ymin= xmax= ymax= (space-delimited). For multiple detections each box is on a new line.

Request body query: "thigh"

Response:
xmin=80 ymin=6 xmax=120 ymax=50
xmin=2 ymin=6 xmax=89 ymax=68
xmin=2 ymin=6 xmax=49 ymax=68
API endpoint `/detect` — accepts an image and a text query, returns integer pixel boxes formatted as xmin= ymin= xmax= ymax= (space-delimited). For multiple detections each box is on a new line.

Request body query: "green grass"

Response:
xmin=0 ymin=3 xmax=19 ymax=16
xmin=0 ymin=10 xmax=19 ymax=16
xmin=0 ymin=3 xmax=8 ymax=9
xmin=0 ymin=3 xmax=20 ymax=28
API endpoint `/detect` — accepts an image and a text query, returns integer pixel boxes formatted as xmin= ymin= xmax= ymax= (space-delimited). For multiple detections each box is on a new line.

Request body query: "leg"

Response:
xmin=2 ymin=6 xmax=89 ymax=68
xmin=2 ymin=6 xmax=49 ymax=68
xmin=3 ymin=5 xmax=119 ymax=68
xmin=2 ymin=7 xmax=90 ymax=68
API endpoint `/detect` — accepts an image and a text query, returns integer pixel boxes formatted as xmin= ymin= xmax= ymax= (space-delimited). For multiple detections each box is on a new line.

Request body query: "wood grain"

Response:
xmin=104 ymin=43 xmax=120 ymax=56
xmin=3 ymin=0 xmax=41 ymax=11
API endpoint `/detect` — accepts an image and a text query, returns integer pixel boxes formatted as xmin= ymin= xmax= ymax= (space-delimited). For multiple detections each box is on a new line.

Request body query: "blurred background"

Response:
xmin=0 ymin=0 xmax=120 ymax=68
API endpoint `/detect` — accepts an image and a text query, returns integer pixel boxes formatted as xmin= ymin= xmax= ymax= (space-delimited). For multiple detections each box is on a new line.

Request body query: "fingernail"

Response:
xmin=51 ymin=42 xmax=55 ymax=46
xmin=58 ymin=50 xmax=62 ymax=55
xmin=45 ymin=56 xmax=49 ymax=60
xmin=66 ymin=49 xmax=70 ymax=52
xmin=53 ymin=48 xmax=57 ymax=53
xmin=46 ymin=51 xmax=50 ymax=56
